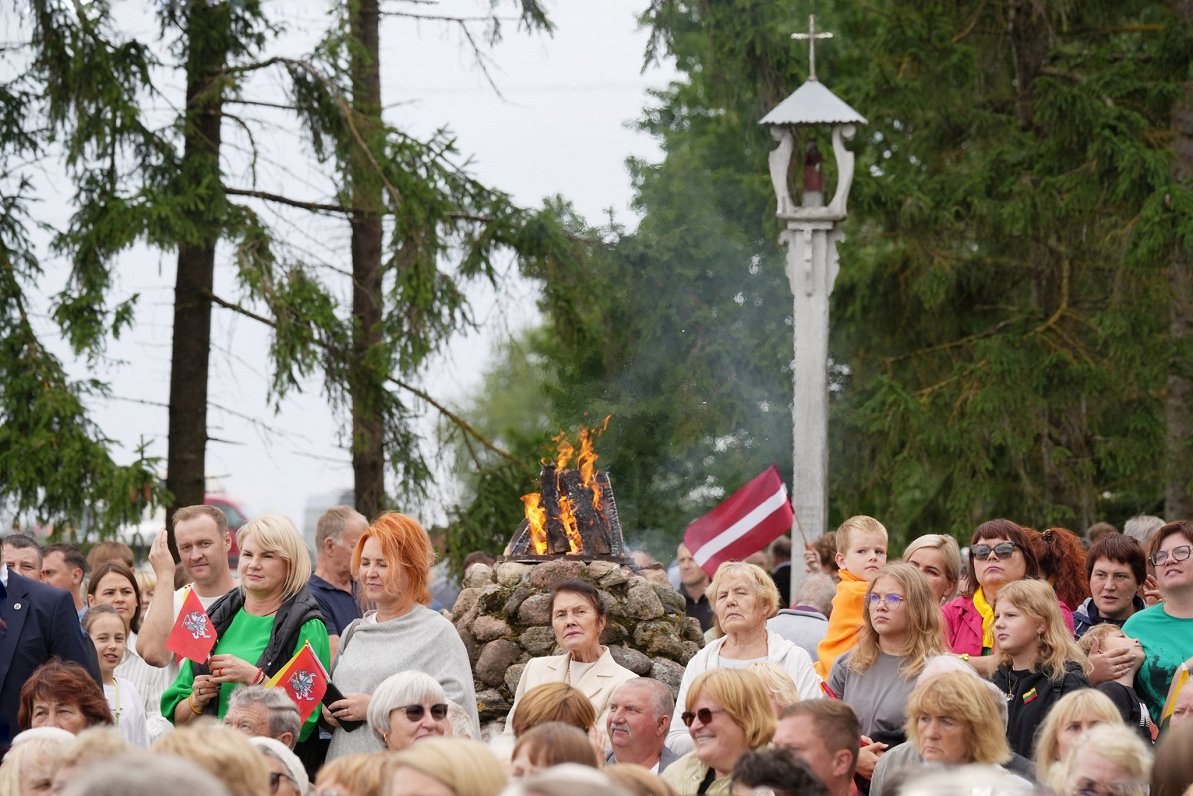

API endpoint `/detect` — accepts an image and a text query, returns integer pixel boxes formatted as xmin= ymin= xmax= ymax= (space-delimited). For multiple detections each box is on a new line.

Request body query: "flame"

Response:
xmin=577 ymin=427 xmax=601 ymax=510
xmin=521 ymin=493 xmax=548 ymax=555
xmin=558 ymin=494 xmax=583 ymax=553
xmin=521 ymin=417 xmax=613 ymax=556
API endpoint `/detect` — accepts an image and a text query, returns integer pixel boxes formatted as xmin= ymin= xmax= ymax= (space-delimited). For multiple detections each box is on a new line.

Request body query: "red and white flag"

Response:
xmin=684 ymin=466 xmax=793 ymax=577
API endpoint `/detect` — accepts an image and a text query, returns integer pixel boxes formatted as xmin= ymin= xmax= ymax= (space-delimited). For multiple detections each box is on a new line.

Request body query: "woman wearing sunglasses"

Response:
xmin=942 ymin=519 xmax=1075 ymax=663
xmin=825 ymin=564 xmax=946 ymax=781
xmin=661 ymin=668 xmax=775 ymax=796
xmin=324 ymin=513 xmax=477 ymax=760
xmin=1122 ymin=519 xmax=1193 ymax=721
xmin=364 ymin=670 xmax=450 ymax=752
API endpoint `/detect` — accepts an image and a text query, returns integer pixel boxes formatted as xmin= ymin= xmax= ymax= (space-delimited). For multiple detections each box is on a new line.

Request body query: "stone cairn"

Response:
xmin=451 ymin=556 xmax=704 ymax=724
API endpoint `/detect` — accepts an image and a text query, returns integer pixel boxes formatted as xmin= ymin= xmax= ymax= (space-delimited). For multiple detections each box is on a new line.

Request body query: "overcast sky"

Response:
xmin=15 ymin=1 xmax=678 ymax=540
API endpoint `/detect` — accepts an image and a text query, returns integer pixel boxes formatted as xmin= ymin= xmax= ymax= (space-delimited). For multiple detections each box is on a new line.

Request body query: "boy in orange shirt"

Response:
xmin=814 ymin=515 xmax=888 ymax=679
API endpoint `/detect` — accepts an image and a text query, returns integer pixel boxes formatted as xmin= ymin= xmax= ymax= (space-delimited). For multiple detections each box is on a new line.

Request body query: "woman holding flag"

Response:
xmin=161 ymin=514 xmax=331 ymax=743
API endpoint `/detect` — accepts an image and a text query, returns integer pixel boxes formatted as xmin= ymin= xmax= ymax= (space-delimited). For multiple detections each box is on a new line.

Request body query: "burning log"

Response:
xmin=540 ymin=464 xmax=572 ymax=554
xmin=561 ymin=469 xmax=610 ymax=554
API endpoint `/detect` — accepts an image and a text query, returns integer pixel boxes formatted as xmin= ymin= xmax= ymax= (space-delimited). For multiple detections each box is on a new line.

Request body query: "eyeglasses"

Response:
xmin=972 ymin=542 xmax=1017 ymax=561
xmin=269 ymin=772 xmax=297 ymax=794
xmin=681 ymin=707 xmax=725 ymax=727
xmin=1150 ymin=544 xmax=1192 ymax=567
xmin=398 ymin=703 xmax=448 ymax=722
xmin=865 ymin=593 xmax=905 ymax=608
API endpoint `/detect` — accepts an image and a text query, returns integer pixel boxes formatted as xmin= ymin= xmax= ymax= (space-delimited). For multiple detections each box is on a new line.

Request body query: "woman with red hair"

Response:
xmin=18 ymin=660 xmax=112 ymax=735
xmin=1028 ymin=527 xmax=1090 ymax=614
xmin=324 ymin=512 xmax=477 ymax=760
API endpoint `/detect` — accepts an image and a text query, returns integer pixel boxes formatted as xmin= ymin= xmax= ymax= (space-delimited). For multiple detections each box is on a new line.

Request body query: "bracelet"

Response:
xmin=958 ymin=653 xmax=970 ymax=662
xmin=253 ymin=668 xmax=266 ymax=685
xmin=188 ymin=694 xmax=204 ymax=715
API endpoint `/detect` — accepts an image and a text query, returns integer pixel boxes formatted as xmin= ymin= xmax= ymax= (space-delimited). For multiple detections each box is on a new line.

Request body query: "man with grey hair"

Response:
xmin=1123 ymin=515 xmax=1165 ymax=548
xmin=309 ymin=506 xmax=366 ymax=656
xmin=605 ymin=677 xmax=678 ymax=773
xmin=224 ymin=685 xmax=302 ymax=750
xmin=768 ymin=572 xmax=835 ymax=659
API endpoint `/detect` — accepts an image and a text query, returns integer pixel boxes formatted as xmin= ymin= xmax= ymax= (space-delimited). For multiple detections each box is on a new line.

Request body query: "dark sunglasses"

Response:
xmin=972 ymin=542 xmax=1017 ymax=561
xmin=399 ymin=703 xmax=448 ymax=722
xmin=681 ymin=707 xmax=725 ymax=727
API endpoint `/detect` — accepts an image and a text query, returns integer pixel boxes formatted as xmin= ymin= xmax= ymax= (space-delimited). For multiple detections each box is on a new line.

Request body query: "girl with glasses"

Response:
xmin=942 ymin=519 xmax=1076 ymax=667
xmin=825 ymin=564 xmax=946 ymax=782
xmin=990 ymin=579 xmax=1092 ymax=758
xmin=1122 ymin=519 xmax=1193 ymax=722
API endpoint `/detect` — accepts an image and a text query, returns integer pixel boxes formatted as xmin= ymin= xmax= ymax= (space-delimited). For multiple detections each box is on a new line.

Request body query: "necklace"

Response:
xmin=1003 ymin=669 xmax=1021 ymax=702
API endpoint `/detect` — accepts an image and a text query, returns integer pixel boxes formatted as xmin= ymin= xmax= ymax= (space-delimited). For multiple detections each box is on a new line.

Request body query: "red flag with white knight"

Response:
xmin=165 ymin=587 xmax=218 ymax=664
xmin=684 ymin=465 xmax=794 ymax=578
xmin=267 ymin=641 xmax=328 ymax=722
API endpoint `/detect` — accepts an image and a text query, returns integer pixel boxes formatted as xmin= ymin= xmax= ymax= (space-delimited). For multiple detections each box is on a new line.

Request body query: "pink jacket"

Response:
xmin=943 ymin=594 xmax=1075 ymax=656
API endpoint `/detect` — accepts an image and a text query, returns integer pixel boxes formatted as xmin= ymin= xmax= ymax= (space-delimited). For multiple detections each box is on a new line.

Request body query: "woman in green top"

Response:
xmin=162 ymin=514 xmax=331 ymax=741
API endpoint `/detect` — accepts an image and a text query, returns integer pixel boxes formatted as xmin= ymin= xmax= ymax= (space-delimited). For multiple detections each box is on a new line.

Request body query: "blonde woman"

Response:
xmin=746 ymin=661 xmax=800 ymax=717
xmin=662 ymin=668 xmax=776 ymax=796
xmin=390 ymin=737 xmax=507 ymax=796
xmin=900 ymin=535 xmax=962 ymax=605
xmin=990 ymin=579 xmax=1092 ymax=758
xmin=1032 ymin=688 xmax=1123 ymax=790
xmin=826 ymin=564 xmax=946 ymax=777
xmin=1059 ymin=724 xmax=1151 ymax=796
xmin=666 ymin=563 xmax=820 ymax=754
xmin=161 ymin=515 xmax=331 ymax=742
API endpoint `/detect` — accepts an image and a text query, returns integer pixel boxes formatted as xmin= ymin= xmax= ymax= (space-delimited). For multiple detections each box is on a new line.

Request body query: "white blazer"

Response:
xmin=505 ymin=647 xmax=637 ymax=734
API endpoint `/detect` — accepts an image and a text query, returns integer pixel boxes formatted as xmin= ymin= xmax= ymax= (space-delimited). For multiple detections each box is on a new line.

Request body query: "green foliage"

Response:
xmin=453 ymin=0 xmax=1193 ymax=557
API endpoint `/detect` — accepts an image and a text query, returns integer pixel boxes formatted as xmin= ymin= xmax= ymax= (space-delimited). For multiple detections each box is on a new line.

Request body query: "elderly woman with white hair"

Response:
xmin=1059 ymin=724 xmax=1151 ymax=796
xmin=248 ymin=736 xmax=309 ymax=796
xmin=161 ymin=514 xmax=331 ymax=742
xmin=367 ymin=670 xmax=451 ymax=753
xmin=665 ymin=562 xmax=822 ymax=754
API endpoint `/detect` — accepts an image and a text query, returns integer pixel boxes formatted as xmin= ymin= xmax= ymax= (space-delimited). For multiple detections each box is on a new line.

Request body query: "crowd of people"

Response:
xmin=0 ymin=505 xmax=1192 ymax=796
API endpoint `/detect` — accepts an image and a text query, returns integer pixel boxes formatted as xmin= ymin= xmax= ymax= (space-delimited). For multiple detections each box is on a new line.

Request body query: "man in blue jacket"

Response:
xmin=0 ymin=562 xmax=101 ymax=755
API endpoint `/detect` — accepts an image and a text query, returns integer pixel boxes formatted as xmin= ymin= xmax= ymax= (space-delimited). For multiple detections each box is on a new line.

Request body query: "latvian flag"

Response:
xmin=684 ymin=466 xmax=794 ymax=578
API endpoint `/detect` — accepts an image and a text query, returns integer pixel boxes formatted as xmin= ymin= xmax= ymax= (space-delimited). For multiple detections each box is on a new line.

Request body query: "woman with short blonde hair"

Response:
xmin=901 ymin=534 xmax=962 ymax=604
xmin=1059 ymin=724 xmax=1151 ymax=796
xmin=391 ymin=737 xmax=507 ymax=796
xmin=1033 ymin=689 xmax=1123 ymax=790
xmin=666 ymin=563 xmax=820 ymax=753
xmin=904 ymin=671 xmax=1013 ymax=767
xmin=662 ymin=669 xmax=775 ymax=796
xmin=509 ymin=682 xmax=597 ymax=737
xmin=154 ymin=721 xmax=271 ymax=796
xmin=161 ymin=515 xmax=330 ymax=742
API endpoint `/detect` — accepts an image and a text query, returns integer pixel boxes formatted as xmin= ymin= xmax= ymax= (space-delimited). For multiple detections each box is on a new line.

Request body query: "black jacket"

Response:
xmin=191 ymin=585 xmax=327 ymax=717
xmin=992 ymin=661 xmax=1091 ymax=758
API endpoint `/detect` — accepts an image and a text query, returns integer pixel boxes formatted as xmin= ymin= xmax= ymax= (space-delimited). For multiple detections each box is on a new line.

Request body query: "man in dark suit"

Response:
xmin=606 ymin=678 xmax=680 ymax=774
xmin=0 ymin=563 xmax=101 ymax=753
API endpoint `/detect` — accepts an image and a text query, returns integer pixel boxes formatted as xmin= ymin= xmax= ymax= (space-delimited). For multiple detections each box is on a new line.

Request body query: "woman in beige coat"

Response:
xmin=506 ymin=579 xmax=636 ymax=734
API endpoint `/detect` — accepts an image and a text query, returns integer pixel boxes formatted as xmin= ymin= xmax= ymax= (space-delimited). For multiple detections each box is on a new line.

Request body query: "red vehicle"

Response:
xmin=204 ymin=493 xmax=251 ymax=568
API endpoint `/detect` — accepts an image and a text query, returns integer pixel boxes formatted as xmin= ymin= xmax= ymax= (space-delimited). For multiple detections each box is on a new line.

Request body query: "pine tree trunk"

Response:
xmin=348 ymin=0 xmax=386 ymax=520
xmin=1164 ymin=0 xmax=1193 ymax=520
xmin=166 ymin=2 xmax=228 ymax=533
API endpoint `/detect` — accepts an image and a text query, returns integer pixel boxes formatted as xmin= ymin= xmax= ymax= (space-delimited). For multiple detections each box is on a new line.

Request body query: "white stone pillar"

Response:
xmin=782 ymin=221 xmax=842 ymax=555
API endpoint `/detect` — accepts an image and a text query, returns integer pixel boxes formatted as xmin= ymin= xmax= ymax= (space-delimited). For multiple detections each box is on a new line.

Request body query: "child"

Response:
xmin=1078 ymin=623 xmax=1156 ymax=742
xmin=84 ymin=605 xmax=150 ymax=748
xmin=814 ymin=515 xmax=888 ymax=679
xmin=990 ymin=579 xmax=1091 ymax=758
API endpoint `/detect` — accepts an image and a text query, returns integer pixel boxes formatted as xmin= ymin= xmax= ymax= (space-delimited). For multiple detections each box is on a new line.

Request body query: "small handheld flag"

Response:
xmin=165 ymin=588 xmax=217 ymax=664
xmin=267 ymin=641 xmax=328 ymax=722
xmin=684 ymin=466 xmax=794 ymax=577
xmin=1162 ymin=666 xmax=1189 ymax=723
